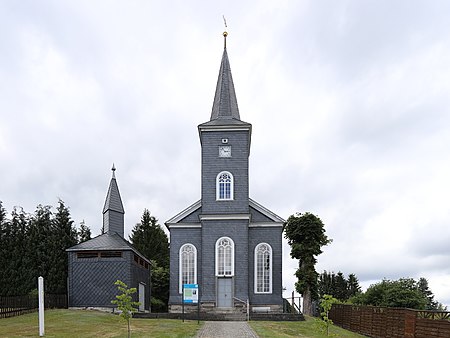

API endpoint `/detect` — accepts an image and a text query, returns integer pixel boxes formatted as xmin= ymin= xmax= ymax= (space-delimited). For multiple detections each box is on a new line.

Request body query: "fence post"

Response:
xmin=38 ymin=276 xmax=45 ymax=337
xmin=404 ymin=309 xmax=416 ymax=338
xmin=291 ymin=291 xmax=294 ymax=313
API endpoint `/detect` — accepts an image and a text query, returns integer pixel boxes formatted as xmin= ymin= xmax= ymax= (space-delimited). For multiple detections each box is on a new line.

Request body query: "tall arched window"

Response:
xmin=215 ymin=237 xmax=234 ymax=276
xmin=254 ymin=243 xmax=272 ymax=293
xmin=216 ymin=171 xmax=233 ymax=200
xmin=179 ymin=243 xmax=197 ymax=293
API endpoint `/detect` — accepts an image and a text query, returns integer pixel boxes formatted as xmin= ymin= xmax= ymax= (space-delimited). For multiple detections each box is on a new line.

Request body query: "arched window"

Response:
xmin=179 ymin=244 xmax=197 ymax=293
xmin=215 ymin=237 xmax=234 ymax=276
xmin=216 ymin=171 xmax=233 ymax=200
xmin=255 ymin=243 xmax=272 ymax=293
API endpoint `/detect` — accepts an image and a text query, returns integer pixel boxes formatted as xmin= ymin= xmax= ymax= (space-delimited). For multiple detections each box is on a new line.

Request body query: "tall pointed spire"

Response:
xmin=210 ymin=31 xmax=241 ymax=121
xmin=102 ymin=164 xmax=125 ymax=237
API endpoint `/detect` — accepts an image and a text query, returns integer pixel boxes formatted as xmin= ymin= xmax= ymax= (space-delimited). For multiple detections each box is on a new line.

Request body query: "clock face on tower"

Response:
xmin=219 ymin=145 xmax=231 ymax=157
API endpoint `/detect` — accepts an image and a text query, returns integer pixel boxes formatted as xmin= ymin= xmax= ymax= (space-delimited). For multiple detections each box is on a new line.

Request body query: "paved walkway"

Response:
xmin=196 ymin=321 xmax=259 ymax=338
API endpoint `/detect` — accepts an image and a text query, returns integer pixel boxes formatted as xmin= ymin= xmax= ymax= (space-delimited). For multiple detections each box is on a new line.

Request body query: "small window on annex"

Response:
xmin=179 ymin=243 xmax=197 ymax=293
xmin=216 ymin=237 xmax=234 ymax=276
xmin=255 ymin=243 xmax=272 ymax=294
xmin=216 ymin=171 xmax=233 ymax=200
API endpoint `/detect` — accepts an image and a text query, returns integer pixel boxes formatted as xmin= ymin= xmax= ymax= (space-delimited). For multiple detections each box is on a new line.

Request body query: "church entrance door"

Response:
xmin=217 ymin=277 xmax=233 ymax=308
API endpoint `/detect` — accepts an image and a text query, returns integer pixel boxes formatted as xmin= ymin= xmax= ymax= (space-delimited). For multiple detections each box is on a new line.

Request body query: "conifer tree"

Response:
xmin=10 ymin=207 xmax=32 ymax=295
xmin=28 ymin=205 xmax=53 ymax=292
xmin=78 ymin=220 xmax=91 ymax=243
xmin=48 ymin=199 xmax=78 ymax=293
xmin=0 ymin=201 xmax=12 ymax=295
xmin=347 ymin=273 xmax=362 ymax=299
xmin=334 ymin=272 xmax=348 ymax=301
xmin=129 ymin=209 xmax=169 ymax=311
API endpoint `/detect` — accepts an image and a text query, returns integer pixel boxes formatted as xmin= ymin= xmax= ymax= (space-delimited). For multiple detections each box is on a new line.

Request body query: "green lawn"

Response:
xmin=0 ymin=310 xmax=364 ymax=338
xmin=0 ymin=309 xmax=200 ymax=337
xmin=249 ymin=316 xmax=366 ymax=338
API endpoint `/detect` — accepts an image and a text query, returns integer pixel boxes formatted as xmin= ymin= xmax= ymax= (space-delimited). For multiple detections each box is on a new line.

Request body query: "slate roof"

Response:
xmin=165 ymin=198 xmax=284 ymax=227
xmin=102 ymin=166 xmax=125 ymax=214
xmin=197 ymin=47 xmax=251 ymax=129
xmin=66 ymin=232 xmax=150 ymax=263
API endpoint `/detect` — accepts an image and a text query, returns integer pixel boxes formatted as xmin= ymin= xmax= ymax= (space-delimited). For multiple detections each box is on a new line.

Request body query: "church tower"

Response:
xmin=102 ymin=164 xmax=125 ymax=238
xmin=166 ymin=32 xmax=284 ymax=315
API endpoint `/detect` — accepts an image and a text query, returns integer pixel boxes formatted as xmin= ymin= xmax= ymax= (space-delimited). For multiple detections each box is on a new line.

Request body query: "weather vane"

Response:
xmin=222 ymin=15 xmax=228 ymax=49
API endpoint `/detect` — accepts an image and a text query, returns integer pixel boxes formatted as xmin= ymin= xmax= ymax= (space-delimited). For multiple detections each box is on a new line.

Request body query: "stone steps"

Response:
xmin=134 ymin=312 xmax=304 ymax=322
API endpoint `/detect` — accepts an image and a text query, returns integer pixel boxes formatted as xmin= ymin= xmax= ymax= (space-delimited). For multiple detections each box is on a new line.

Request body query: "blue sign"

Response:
xmin=183 ymin=284 xmax=199 ymax=304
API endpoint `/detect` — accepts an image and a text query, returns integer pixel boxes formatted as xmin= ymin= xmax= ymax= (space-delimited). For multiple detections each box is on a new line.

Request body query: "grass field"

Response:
xmin=249 ymin=316 xmax=365 ymax=338
xmin=0 ymin=309 xmax=200 ymax=337
xmin=0 ymin=309 xmax=364 ymax=337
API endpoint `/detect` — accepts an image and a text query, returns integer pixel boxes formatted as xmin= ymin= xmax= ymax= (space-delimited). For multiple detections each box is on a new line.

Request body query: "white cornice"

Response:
xmin=199 ymin=127 xmax=251 ymax=132
xmin=249 ymin=222 xmax=283 ymax=228
xmin=200 ymin=214 xmax=251 ymax=221
xmin=167 ymin=223 xmax=202 ymax=229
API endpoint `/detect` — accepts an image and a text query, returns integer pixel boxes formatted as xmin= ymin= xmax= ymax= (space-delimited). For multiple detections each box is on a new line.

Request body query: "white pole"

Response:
xmin=38 ymin=276 xmax=45 ymax=336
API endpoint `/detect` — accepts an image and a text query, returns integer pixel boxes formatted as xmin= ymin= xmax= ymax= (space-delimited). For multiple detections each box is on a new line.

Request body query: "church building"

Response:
xmin=166 ymin=33 xmax=285 ymax=313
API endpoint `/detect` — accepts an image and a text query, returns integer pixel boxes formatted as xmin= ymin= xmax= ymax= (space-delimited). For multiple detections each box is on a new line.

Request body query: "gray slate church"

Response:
xmin=166 ymin=34 xmax=284 ymax=313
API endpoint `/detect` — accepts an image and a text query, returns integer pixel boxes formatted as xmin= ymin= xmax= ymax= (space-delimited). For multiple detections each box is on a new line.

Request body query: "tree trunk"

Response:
xmin=302 ymin=287 xmax=313 ymax=316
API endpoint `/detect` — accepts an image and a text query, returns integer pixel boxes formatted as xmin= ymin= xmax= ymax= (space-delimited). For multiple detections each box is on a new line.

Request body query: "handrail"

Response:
xmin=233 ymin=296 xmax=249 ymax=321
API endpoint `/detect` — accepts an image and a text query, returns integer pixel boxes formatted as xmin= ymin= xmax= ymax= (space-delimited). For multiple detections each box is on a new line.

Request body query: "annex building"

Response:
xmin=66 ymin=167 xmax=151 ymax=312
xmin=166 ymin=33 xmax=284 ymax=313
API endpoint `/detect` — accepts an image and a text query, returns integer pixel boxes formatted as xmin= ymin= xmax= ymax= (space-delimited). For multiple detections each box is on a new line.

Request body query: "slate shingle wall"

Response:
xmin=103 ymin=210 xmax=124 ymax=237
xmin=200 ymin=130 xmax=250 ymax=214
xmin=68 ymin=251 xmax=130 ymax=308
xmin=200 ymin=219 xmax=249 ymax=302
xmin=68 ymin=250 xmax=150 ymax=310
xmin=168 ymin=228 xmax=202 ymax=304
xmin=130 ymin=251 xmax=151 ymax=311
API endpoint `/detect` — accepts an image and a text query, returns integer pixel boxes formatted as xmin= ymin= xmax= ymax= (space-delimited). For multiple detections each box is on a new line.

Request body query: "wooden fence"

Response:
xmin=329 ymin=304 xmax=450 ymax=338
xmin=0 ymin=294 xmax=67 ymax=319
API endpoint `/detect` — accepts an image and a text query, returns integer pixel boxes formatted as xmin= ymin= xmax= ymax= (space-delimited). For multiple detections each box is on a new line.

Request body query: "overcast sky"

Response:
xmin=1 ymin=0 xmax=450 ymax=307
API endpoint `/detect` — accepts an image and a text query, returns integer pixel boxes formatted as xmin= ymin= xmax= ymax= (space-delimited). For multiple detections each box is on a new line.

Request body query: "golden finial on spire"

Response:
xmin=222 ymin=15 xmax=228 ymax=49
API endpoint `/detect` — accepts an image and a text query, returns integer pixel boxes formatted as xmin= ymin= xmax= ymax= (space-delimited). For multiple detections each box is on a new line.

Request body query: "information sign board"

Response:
xmin=183 ymin=284 xmax=198 ymax=304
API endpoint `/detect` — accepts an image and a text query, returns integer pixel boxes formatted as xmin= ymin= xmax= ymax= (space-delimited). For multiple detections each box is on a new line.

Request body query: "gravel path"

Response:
xmin=196 ymin=321 xmax=259 ymax=338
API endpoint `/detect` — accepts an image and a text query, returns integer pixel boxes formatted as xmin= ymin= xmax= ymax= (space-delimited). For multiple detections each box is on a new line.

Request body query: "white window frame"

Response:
xmin=215 ymin=237 xmax=235 ymax=277
xmin=216 ymin=171 xmax=234 ymax=200
xmin=179 ymin=243 xmax=197 ymax=294
xmin=254 ymin=243 xmax=272 ymax=294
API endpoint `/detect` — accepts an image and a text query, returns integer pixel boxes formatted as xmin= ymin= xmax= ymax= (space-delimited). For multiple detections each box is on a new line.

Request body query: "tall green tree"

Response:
xmin=417 ymin=277 xmax=444 ymax=310
xmin=10 ymin=207 xmax=32 ymax=295
xmin=347 ymin=273 xmax=361 ymax=299
xmin=78 ymin=220 xmax=91 ymax=243
xmin=334 ymin=272 xmax=348 ymax=301
xmin=28 ymin=205 xmax=53 ymax=292
xmin=129 ymin=209 xmax=169 ymax=311
xmin=47 ymin=199 xmax=78 ymax=293
xmin=284 ymin=212 xmax=332 ymax=316
xmin=0 ymin=202 xmax=13 ymax=295
xmin=318 ymin=271 xmax=335 ymax=299
xmin=130 ymin=209 xmax=169 ymax=268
